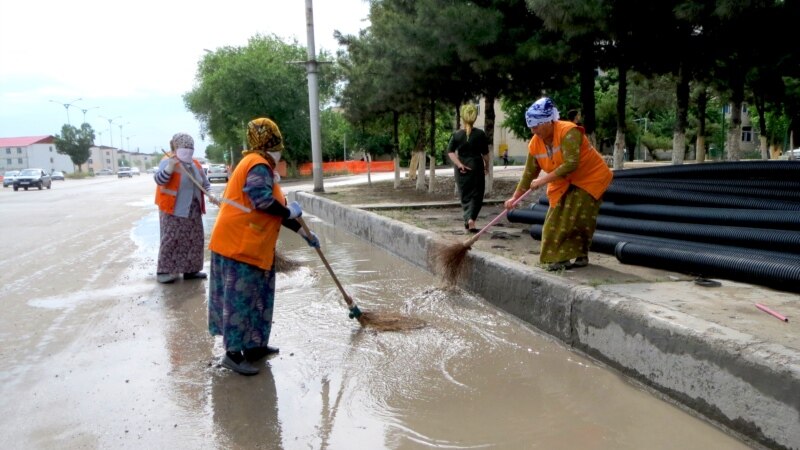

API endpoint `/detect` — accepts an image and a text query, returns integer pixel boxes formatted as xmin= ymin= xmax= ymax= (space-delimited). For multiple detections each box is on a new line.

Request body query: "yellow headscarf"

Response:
xmin=243 ymin=118 xmax=284 ymax=161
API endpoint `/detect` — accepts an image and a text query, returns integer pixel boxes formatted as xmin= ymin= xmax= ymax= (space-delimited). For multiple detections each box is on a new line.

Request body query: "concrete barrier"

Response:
xmin=293 ymin=191 xmax=800 ymax=450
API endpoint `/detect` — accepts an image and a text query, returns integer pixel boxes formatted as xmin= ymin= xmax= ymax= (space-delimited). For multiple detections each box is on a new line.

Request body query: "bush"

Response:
xmin=66 ymin=172 xmax=89 ymax=180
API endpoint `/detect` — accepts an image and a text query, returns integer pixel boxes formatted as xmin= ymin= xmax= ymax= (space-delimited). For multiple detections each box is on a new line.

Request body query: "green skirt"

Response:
xmin=540 ymin=186 xmax=602 ymax=264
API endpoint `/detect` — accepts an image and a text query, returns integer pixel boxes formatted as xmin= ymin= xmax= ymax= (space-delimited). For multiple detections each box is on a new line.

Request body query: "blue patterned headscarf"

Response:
xmin=525 ymin=97 xmax=560 ymax=127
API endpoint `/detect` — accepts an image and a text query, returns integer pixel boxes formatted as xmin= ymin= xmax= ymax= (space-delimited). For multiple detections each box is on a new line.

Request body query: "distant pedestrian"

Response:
xmin=567 ymin=109 xmax=582 ymax=125
xmin=154 ymin=132 xmax=217 ymax=284
xmin=447 ymin=104 xmax=490 ymax=232
xmin=502 ymin=148 xmax=509 ymax=168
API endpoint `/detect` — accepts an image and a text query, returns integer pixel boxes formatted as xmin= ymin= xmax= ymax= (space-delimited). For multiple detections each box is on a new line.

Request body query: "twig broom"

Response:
xmin=297 ymin=217 xmax=424 ymax=331
xmin=436 ymin=189 xmax=533 ymax=284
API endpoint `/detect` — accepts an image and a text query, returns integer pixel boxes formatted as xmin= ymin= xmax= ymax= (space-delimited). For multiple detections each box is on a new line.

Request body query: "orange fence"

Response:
xmin=297 ymin=160 xmax=395 ymax=176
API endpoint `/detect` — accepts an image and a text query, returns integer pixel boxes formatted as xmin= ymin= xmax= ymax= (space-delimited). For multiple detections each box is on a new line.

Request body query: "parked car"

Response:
xmin=207 ymin=165 xmax=229 ymax=183
xmin=51 ymin=170 xmax=65 ymax=181
xmin=13 ymin=168 xmax=51 ymax=191
xmin=146 ymin=167 xmax=157 ymax=174
xmin=117 ymin=167 xmax=133 ymax=178
xmin=3 ymin=170 xmax=19 ymax=188
xmin=96 ymin=168 xmax=114 ymax=176
xmin=130 ymin=167 xmax=141 ymax=176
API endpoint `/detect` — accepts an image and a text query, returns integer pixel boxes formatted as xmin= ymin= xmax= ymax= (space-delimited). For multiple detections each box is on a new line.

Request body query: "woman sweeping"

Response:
xmin=447 ymin=104 xmax=490 ymax=232
xmin=154 ymin=132 xmax=217 ymax=284
xmin=504 ymin=97 xmax=613 ymax=271
xmin=208 ymin=117 xmax=320 ymax=376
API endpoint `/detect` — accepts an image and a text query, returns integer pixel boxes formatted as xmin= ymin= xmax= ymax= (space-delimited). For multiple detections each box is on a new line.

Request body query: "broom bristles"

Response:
xmin=435 ymin=241 xmax=473 ymax=285
xmin=358 ymin=311 xmax=426 ymax=331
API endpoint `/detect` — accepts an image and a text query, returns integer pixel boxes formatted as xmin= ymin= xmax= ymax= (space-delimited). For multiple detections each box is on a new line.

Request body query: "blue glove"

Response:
xmin=299 ymin=229 xmax=320 ymax=248
xmin=287 ymin=201 xmax=303 ymax=220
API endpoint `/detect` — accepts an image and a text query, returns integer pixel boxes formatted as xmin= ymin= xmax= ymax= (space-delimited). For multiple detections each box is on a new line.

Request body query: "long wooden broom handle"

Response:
xmin=162 ymin=151 xmax=252 ymax=213
xmin=297 ymin=217 xmax=357 ymax=309
xmin=465 ymin=188 xmax=533 ymax=246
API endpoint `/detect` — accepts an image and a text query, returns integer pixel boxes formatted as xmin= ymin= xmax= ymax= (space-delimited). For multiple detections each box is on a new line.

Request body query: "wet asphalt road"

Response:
xmin=0 ymin=175 xmax=750 ymax=449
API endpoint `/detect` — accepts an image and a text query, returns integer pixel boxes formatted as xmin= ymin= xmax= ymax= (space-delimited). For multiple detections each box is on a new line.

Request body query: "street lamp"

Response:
xmin=49 ymin=98 xmax=82 ymax=125
xmin=126 ymin=135 xmax=136 ymax=152
xmin=99 ymin=115 xmax=122 ymax=147
xmin=118 ymin=122 xmax=131 ymax=150
xmin=634 ymin=117 xmax=649 ymax=161
xmin=79 ymin=106 xmax=100 ymax=125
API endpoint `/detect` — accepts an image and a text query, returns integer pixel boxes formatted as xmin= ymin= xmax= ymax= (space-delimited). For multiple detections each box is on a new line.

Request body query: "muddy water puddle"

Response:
xmin=201 ymin=214 xmax=748 ymax=449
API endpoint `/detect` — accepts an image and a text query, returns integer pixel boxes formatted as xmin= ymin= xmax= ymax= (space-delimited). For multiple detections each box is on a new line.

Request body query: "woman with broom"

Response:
xmin=208 ymin=117 xmax=320 ymax=376
xmin=447 ymin=104 xmax=490 ymax=232
xmin=154 ymin=133 xmax=218 ymax=284
xmin=504 ymin=97 xmax=612 ymax=271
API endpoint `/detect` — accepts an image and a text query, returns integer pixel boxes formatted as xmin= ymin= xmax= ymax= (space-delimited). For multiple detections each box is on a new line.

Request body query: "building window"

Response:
xmin=741 ymin=104 xmax=748 ymax=114
xmin=106 ymin=151 xmax=110 ymax=156
xmin=106 ymin=158 xmax=111 ymax=164
xmin=17 ymin=148 xmax=22 ymax=153
xmin=88 ymin=158 xmax=93 ymax=164
xmin=50 ymin=146 xmax=53 ymax=152
xmin=5 ymin=148 xmax=9 ymax=154
xmin=723 ymin=105 xmax=730 ymax=114
xmin=18 ymin=158 xmax=23 ymax=164
xmin=6 ymin=158 xmax=10 ymax=165
xmin=50 ymin=157 xmax=54 ymax=163
xmin=742 ymin=126 xmax=753 ymax=142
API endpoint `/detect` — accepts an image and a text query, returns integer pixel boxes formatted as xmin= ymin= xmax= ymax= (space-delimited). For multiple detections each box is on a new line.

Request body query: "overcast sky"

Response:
xmin=0 ymin=0 xmax=371 ymax=157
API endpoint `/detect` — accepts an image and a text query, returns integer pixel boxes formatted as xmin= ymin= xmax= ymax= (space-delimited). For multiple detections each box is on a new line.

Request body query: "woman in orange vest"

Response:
xmin=504 ymin=97 xmax=613 ymax=271
xmin=207 ymin=117 xmax=320 ymax=376
xmin=154 ymin=132 xmax=217 ymax=284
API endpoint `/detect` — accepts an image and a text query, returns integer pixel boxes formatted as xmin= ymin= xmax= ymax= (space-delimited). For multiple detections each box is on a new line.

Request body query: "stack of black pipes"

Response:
xmin=506 ymin=161 xmax=800 ymax=293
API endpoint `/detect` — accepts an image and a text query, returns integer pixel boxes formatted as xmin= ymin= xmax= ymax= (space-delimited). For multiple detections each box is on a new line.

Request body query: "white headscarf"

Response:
xmin=525 ymin=97 xmax=560 ymax=128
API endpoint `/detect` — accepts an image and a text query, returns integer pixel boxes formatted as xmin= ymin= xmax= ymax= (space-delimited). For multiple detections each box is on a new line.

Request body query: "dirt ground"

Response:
xmin=314 ymin=169 xmax=684 ymax=286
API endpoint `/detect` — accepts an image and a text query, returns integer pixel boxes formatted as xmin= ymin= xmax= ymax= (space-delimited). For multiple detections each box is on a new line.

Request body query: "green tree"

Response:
xmin=184 ymin=34 xmax=338 ymax=167
xmin=53 ymin=123 xmax=95 ymax=172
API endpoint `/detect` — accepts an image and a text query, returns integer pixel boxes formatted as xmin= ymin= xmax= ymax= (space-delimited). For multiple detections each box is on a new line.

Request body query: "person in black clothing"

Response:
xmin=447 ymin=104 xmax=490 ymax=232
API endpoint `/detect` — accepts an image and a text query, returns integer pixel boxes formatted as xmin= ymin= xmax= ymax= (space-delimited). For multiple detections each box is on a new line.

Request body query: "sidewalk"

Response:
xmin=289 ymin=167 xmax=800 ymax=450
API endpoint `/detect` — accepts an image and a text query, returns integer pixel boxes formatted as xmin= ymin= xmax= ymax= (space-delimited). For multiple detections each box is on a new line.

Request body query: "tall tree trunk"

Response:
xmin=695 ymin=87 xmax=708 ymax=162
xmin=753 ymin=91 xmax=769 ymax=159
xmin=427 ymin=98 xmax=436 ymax=193
xmin=484 ymin=93 xmax=496 ymax=195
xmin=416 ymin=105 xmax=426 ymax=190
xmin=393 ymin=110 xmax=401 ymax=188
xmin=579 ymin=45 xmax=598 ymax=146
xmin=613 ymin=64 xmax=628 ymax=169
xmin=672 ymin=63 xmax=690 ymax=165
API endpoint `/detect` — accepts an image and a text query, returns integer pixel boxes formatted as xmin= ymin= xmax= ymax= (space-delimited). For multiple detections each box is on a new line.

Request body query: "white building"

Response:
xmin=0 ymin=135 xmax=75 ymax=173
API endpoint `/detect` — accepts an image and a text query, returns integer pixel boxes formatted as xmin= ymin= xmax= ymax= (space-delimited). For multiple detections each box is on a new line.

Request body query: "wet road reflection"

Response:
xmin=138 ymin=208 xmax=747 ymax=450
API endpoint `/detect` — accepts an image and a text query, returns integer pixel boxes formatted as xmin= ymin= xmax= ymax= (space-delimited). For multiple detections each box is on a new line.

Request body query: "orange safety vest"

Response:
xmin=528 ymin=121 xmax=613 ymax=206
xmin=154 ymin=159 xmax=207 ymax=215
xmin=208 ymin=153 xmax=286 ymax=270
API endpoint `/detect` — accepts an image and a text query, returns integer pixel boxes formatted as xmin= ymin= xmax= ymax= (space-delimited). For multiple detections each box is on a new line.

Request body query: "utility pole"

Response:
xmin=305 ymin=0 xmax=324 ymax=192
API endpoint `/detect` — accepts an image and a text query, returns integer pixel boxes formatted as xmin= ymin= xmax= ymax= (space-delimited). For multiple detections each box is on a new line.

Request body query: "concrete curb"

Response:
xmin=293 ymin=191 xmax=800 ymax=450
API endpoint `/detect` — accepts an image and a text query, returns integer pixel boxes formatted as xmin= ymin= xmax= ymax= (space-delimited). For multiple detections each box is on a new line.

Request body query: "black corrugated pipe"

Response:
xmin=614 ymin=177 xmax=800 ymax=191
xmin=513 ymin=207 xmax=800 ymax=253
xmin=597 ymin=214 xmax=800 ymax=253
xmin=611 ymin=178 xmax=800 ymax=201
xmin=598 ymin=202 xmax=800 ymax=230
xmin=524 ymin=201 xmax=800 ymax=230
xmin=603 ymin=184 xmax=800 ymax=210
xmin=527 ymin=225 xmax=800 ymax=264
xmin=590 ymin=230 xmax=800 ymax=264
xmin=612 ymin=161 xmax=800 ymax=180
xmin=614 ymin=242 xmax=800 ymax=293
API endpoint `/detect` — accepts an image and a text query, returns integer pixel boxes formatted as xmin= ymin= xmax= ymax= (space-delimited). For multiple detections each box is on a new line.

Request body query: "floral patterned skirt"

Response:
xmin=539 ymin=186 xmax=602 ymax=264
xmin=208 ymin=251 xmax=276 ymax=352
xmin=157 ymin=200 xmax=205 ymax=274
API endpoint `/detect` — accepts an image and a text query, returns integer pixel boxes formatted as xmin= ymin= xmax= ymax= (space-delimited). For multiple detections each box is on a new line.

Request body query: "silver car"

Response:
xmin=3 ymin=170 xmax=19 ymax=188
